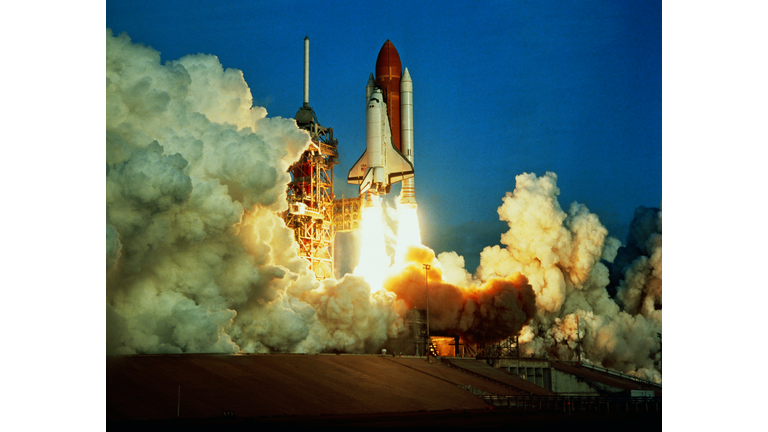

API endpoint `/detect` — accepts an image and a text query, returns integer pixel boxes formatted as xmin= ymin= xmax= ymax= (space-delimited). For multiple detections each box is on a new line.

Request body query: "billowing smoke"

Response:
xmin=613 ymin=206 xmax=662 ymax=317
xmin=106 ymin=30 xmax=406 ymax=355
xmin=384 ymin=246 xmax=537 ymax=344
xmin=474 ymin=172 xmax=661 ymax=382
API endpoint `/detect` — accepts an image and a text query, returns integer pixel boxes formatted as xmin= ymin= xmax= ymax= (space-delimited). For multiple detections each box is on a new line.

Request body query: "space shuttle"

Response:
xmin=348 ymin=40 xmax=416 ymax=202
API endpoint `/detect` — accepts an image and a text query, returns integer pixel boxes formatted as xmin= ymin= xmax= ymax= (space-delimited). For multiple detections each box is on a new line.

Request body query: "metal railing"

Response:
xmin=480 ymin=395 xmax=661 ymax=412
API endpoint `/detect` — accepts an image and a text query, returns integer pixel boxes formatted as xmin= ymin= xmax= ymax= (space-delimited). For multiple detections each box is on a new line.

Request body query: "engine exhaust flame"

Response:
xmin=352 ymin=199 xmax=389 ymax=293
xmin=393 ymin=203 xmax=421 ymax=264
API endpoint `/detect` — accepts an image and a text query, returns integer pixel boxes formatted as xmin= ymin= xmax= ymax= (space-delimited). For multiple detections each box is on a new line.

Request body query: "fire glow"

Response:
xmin=393 ymin=204 xmax=421 ymax=265
xmin=353 ymin=201 xmax=390 ymax=292
xmin=353 ymin=198 xmax=423 ymax=293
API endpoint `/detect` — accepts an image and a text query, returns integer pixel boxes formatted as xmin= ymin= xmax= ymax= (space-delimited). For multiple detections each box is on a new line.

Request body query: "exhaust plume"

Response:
xmin=476 ymin=172 xmax=661 ymax=382
xmin=614 ymin=205 xmax=662 ymax=318
xmin=384 ymin=246 xmax=537 ymax=344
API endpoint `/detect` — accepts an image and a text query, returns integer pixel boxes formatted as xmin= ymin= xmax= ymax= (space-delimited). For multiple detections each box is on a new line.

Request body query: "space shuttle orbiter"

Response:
xmin=348 ymin=40 xmax=415 ymax=200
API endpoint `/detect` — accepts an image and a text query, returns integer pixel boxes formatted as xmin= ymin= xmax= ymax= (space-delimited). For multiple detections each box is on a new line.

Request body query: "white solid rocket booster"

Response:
xmin=400 ymin=67 xmax=415 ymax=205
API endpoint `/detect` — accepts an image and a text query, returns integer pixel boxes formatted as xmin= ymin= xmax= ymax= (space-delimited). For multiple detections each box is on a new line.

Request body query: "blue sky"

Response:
xmin=106 ymin=0 xmax=661 ymax=271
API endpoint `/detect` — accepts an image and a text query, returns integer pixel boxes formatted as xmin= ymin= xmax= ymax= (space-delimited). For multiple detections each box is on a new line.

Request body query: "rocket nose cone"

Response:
xmin=375 ymin=40 xmax=401 ymax=81
xmin=402 ymin=67 xmax=411 ymax=83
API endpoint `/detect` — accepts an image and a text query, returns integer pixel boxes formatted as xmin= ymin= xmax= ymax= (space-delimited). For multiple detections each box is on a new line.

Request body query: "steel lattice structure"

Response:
xmin=284 ymin=115 xmax=338 ymax=281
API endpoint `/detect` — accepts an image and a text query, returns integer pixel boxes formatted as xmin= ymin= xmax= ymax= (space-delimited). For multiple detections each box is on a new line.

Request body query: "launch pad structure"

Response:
xmin=281 ymin=38 xmax=335 ymax=280
xmin=284 ymin=37 xmax=363 ymax=280
xmin=285 ymin=111 xmax=338 ymax=281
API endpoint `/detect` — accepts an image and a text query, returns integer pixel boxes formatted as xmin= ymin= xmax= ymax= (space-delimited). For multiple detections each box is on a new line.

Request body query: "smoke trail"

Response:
xmin=106 ymin=30 xmax=405 ymax=355
xmin=475 ymin=172 xmax=661 ymax=382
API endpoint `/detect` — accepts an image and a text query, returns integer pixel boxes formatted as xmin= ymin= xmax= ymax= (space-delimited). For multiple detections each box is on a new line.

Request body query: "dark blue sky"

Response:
xmin=106 ymin=0 xmax=661 ymax=271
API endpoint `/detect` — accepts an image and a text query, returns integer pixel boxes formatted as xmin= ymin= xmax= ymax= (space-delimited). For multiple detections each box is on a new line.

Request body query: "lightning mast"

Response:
xmin=285 ymin=37 xmax=339 ymax=280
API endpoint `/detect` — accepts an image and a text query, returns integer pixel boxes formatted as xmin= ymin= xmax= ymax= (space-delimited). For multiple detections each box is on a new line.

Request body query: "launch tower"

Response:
xmin=285 ymin=37 xmax=339 ymax=281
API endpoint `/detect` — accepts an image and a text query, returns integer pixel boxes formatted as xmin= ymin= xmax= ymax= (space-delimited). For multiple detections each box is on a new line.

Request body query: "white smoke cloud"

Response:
xmin=475 ymin=172 xmax=661 ymax=382
xmin=106 ymin=30 xmax=405 ymax=355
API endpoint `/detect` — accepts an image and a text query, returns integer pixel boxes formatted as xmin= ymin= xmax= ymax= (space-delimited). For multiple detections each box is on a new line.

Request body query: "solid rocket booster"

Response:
xmin=399 ymin=67 xmax=415 ymax=204
xmin=348 ymin=40 xmax=416 ymax=200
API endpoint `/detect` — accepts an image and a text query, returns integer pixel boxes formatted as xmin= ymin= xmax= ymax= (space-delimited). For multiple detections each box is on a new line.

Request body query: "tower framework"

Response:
xmin=283 ymin=37 xmax=340 ymax=281
xmin=285 ymin=119 xmax=338 ymax=280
